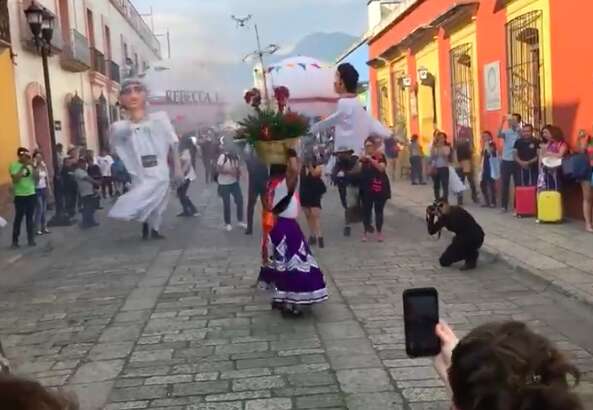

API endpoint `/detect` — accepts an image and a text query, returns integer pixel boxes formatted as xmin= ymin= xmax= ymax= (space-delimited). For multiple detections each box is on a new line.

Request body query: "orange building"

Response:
xmin=368 ymin=0 xmax=593 ymax=218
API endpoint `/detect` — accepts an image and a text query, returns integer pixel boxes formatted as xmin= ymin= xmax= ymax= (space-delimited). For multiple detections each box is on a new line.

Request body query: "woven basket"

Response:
xmin=255 ymin=138 xmax=299 ymax=165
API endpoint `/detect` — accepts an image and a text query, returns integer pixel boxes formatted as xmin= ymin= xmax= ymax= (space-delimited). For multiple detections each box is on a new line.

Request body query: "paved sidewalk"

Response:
xmin=390 ymin=180 xmax=593 ymax=306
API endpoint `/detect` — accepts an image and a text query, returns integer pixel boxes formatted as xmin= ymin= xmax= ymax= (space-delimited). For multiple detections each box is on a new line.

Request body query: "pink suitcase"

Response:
xmin=515 ymin=185 xmax=537 ymax=217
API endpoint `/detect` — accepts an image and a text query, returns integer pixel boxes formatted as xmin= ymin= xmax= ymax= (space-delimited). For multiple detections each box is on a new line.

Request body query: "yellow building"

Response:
xmin=0 ymin=1 xmax=21 ymax=213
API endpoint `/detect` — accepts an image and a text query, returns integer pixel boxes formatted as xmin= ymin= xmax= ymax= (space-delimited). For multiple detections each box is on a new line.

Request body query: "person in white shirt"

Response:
xmin=216 ymin=146 xmax=247 ymax=232
xmin=96 ymin=149 xmax=114 ymax=198
xmin=32 ymin=151 xmax=51 ymax=235
xmin=310 ymin=63 xmax=392 ymax=154
xmin=177 ymin=137 xmax=199 ymax=217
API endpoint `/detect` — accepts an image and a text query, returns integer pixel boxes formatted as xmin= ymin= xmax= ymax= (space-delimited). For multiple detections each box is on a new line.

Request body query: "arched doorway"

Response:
xmin=32 ymin=96 xmax=53 ymax=172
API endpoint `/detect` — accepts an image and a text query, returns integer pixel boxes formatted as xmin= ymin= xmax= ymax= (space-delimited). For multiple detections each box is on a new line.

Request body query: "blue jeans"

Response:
xmin=218 ymin=182 xmax=244 ymax=225
xmin=35 ymin=188 xmax=48 ymax=230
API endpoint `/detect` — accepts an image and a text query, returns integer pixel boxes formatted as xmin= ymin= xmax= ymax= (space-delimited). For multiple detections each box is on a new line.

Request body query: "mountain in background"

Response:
xmin=272 ymin=32 xmax=358 ymax=63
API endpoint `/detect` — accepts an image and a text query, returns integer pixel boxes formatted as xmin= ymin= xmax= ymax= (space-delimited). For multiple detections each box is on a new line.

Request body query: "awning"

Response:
xmin=367 ymin=58 xmax=386 ymax=68
xmin=399 ymin=25 xmax=435 ymax=48
xmin=430 ymin=1 xmax=479 ymax=28
xmin=379 ymin=44 xmax=401 ymax=61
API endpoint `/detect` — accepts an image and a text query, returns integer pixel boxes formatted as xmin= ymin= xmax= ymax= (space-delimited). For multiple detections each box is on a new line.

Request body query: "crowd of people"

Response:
xmin=399 ymin=113 xmax=593 ymax=233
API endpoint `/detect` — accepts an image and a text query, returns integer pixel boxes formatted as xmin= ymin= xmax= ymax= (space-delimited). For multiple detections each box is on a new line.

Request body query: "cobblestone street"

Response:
xmin=1 ymin=180 xmax=593 ymax=410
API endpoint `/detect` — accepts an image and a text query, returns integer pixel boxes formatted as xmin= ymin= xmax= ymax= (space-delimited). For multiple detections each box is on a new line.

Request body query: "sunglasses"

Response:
xmin=121 ymin=85 xmax=145 ymax=95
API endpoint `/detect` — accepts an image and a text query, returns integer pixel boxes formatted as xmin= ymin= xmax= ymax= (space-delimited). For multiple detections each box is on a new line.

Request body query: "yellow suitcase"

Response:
xmin=537 ymin=191 xmax=562 ymax=223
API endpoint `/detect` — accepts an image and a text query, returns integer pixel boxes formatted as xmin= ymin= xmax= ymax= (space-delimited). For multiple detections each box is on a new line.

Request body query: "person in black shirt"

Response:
xmin=332 ymin=147 xmax=361 ymax=237
xmin=513 ymin=124 xmax=539 ymax=186
xmin=244 ymin=146 xmax=269 ymax=235
xmin=426 ymin=199 xmax=485 ymax=271
xmin=360 ymin=137 xmax=391 ymax=242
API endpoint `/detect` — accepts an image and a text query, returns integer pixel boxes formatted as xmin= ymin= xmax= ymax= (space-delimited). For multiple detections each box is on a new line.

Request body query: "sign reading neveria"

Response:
xmin=165 ymin=90 xmax=222 ymax=105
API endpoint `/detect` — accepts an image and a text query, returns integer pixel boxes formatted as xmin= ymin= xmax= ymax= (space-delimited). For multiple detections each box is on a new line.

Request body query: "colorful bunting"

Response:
xmin=265 ymin=63 xmax=333 ymax=74
xmin=298 ymin=63 xmax=306 ymax=70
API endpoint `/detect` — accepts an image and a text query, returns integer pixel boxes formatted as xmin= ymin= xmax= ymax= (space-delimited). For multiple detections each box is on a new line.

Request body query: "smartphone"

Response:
xmin=403 ymin=287 xmax=441 ymax=358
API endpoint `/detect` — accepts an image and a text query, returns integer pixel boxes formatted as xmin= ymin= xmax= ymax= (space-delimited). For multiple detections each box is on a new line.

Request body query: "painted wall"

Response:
xmin=8 ymin=0 xmax=160 ymax=169
xmin=0 ymin=50 xmax=21 ymax=203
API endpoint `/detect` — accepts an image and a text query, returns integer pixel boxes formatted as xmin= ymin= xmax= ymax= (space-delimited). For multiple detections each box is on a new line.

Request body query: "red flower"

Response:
xmin=261 ymin=125 xmax=271 ymax=141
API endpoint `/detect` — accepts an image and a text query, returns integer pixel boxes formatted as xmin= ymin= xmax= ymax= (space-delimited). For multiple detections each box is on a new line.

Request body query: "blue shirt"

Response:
xmin=498 ymin=128 xmax=519 ymax=161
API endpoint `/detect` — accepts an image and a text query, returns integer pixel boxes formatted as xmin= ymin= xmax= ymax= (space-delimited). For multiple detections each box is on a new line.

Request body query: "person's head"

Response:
xmin=549 ymin=125 xmax=565 ymax=143
xmin=411 ymin=134 xmax=419 ymax=142
xmin=449 ymin=321 xmax=583 ymax=410
xmin=434 ymin=198 xmax=450 ymax=215
xmin=56 ymin=143 xmax=63 ymax=154
xmin=77 ymin=158 xmax=87 ymax=169
xmin=364 ymin=136 xmax=377 ymax=156
xmin=100 ymin=148 xmax=108 ymax=156
xmin=33 ymin=150 xmax=43 ymax=163
xmin=17 ymin=147 xmax=31 ymax=164
xmin=119 ymin=79 xmax=147 ymax=112
xmin=509 ymin=113 xmax=522 ymax=128
xmin=0 ymin=375 xmax=79 ymax=410
xmin=335 ymin=63 xmax=359 ymax=94
xmin=482 ymin=130 xmax=493 ymax=144
xmin=521 ymin=124 xmax=534 ymax=139
xmin=541 ymin=125 xmax=553 ymax=142
xmin=435 ymin=132 xmax=447 ymax=145
xmin=85 ymin=150 xmax=94 ymax=161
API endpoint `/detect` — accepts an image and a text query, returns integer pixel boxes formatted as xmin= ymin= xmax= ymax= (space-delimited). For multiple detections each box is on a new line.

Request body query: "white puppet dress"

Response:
xmin=108 ymin=111 xmax=177 ymax=231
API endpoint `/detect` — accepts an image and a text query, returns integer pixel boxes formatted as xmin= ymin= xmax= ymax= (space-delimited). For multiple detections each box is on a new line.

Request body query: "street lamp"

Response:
xmin=25 ymin=1 xmax=71 ymax=226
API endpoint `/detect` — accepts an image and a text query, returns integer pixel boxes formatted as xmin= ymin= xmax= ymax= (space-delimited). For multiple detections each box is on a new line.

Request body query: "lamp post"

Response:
xmin=25 ymin=1 xmax=71 ymax=226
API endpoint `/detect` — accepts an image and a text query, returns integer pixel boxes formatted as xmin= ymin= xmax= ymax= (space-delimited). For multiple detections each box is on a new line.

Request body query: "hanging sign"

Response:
xmin=165 ymin=90 xmax=222 ymax=105
xmin=484 ymin=61 xmax=502 ymax=111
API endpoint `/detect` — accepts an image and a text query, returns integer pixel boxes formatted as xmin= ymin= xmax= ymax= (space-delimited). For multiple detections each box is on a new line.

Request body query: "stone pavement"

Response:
xmin=391 ymin=179 xmax=593 ymax=307
xmin=0 ymin=177 xmax=592 ymax=409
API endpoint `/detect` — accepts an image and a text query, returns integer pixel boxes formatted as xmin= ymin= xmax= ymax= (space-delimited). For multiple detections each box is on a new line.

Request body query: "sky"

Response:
xmin=133 ymin=0 xmax=368 ymax=62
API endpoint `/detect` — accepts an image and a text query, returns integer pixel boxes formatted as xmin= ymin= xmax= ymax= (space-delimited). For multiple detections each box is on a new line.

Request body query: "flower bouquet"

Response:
xmin=235 ymin=86 xmax=309 ymax=164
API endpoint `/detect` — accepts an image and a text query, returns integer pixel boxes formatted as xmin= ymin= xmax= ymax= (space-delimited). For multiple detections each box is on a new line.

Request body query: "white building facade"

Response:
xmin=7 ymin=0 xmax=161 ymax=171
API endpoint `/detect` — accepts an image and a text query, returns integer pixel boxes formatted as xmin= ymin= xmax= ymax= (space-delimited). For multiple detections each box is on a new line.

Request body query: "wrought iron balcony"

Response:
xmin=0 ymin=0 xmax=10 ymax=50
xmin=107 ymin=60 xmax=121 ymax=83
xmin=91 ymin=47 xmax=106 ymax=75
xmin=60 ymin=29 xmax=91 ymax=72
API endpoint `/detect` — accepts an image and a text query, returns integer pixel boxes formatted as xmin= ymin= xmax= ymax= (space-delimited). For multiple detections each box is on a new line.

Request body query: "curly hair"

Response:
xmin=449 ymin=321 xmax=583 ymax=410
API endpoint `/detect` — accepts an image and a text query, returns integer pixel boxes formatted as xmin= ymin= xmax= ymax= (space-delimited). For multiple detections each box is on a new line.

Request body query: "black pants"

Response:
xmin=456 ymin=168 xmax=478 ymax=204
xmin=65 ymin=185 xmax=78 ymax=217
xmin=202 ymin=159 xmax=212 ymax=183
xmin=101 ymin=177 xmax=113 ymax=198
xmin=480 ymin=178 xmax=497 ymax=207
xmin=362 ymin=196 xmax=386 ymax=233
xmin=440 ymin=234 xmax=484 ymax=267
xmin=410 ymin=156 xmax=424 ymax=184
xmin=177 ymin=179 xmax=197 ymax=216
xmin=219 ymin=182 xmax=244 ymax=225
xmin=500 ymin=160 xmax=518 ymax=210
xmin=81 ymin=195 xmax=98 ymax=228
xmin=246 ymin=181 xmax=265 ymax=232
xmin=12 ymin=195 xmax=36 ymax=244
xmin=433 ymin=167 xmax=450 ymax=201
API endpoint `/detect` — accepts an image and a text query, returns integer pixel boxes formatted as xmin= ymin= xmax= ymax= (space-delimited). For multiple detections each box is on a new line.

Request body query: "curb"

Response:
xmin=388 ymin=199 xmax=593 ymax=310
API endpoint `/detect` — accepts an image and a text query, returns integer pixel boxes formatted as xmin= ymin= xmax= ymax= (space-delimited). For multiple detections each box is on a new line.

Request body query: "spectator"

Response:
xmin=576 ymin=129 xmax=593 ymax=233
xmin=539 ymin=125 xmax=568 ymax=192
xmin=430 ymin=132 xmax=452 ymax=201
xmin=434 ymin=321 xmax=584 ymax=410
xmin=9 ymin=147 xmax=37 ymax=248
xmin=85 ymin=150 xmax=103 ymax=209
xmin=96 ymin=149 xmax=114 ymax=199
xmin=360 ymin=136 xmax=391 ymax=242
xmin=216 ymin=148 xmax=246 ymax=232
xmin=62 ymin=149 xmax=78 ymax=218
xmin=383 ymin=134 xmax=400 ymax=181
xmin=454 ymin=127 xmax=478 ymax=205
xmin=513 ymin=123 xmax=540 ymax=187
xmin=32 ymin=151 xmax=51 ymax=235
xmin=300 ymin=153 xmax=327 ymax=247
xmin=177 ymin=137 xmax=199 ymax=217
xmin=111 ymin=153 xmax=130 ymax=195
xmin=0 ymin=375 xmax=79 ymax=409
xmin=479 ymin=131 xmax=500 ymax=208
xmin=73 ymin=158 xmax=99 ymax=229
xmin=498 ymin=113 xmax=522 ymax=212
xmin=244 ymin=145 xmax=269 ymax=236
xmin=409 ymin=134 xmax=425 ymax=185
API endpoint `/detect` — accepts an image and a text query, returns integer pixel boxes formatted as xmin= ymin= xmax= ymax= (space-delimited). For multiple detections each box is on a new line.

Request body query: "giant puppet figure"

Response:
xmin=108 ymin=78 xmax=183 ymax=239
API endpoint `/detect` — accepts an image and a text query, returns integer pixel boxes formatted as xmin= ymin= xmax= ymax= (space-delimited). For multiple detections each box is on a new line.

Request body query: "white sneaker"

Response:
xmin=237 ymin=222 xmax=248 ymax=229
xmin=224 ymin=224 xmax=232 ymax=232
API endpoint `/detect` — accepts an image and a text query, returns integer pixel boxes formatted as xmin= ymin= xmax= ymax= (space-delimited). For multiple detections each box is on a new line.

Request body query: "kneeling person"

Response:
xmin=426 ymin=200 xmax=484 ymax=270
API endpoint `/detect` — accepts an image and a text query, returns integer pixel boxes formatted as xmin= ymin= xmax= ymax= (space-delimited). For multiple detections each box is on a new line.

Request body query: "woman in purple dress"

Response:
xmin=258 ymin=149 xmax=328 ymax=317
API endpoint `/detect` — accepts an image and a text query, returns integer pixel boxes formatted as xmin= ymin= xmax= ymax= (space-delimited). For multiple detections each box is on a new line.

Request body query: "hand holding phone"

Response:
xmin=403 ymin=288 xmax=440 ymax=358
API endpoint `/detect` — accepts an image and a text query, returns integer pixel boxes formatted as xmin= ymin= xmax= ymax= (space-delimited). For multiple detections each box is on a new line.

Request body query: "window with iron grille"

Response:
xmin=390 ymin=70 xmax=407 ymax=136
xmin=450 ymin=43 xmax=476 ymax=141
xmin=506 ymin=11 xmax=545 ymax=130
xmin=377 ymin=79 xmax=390 ymax=125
